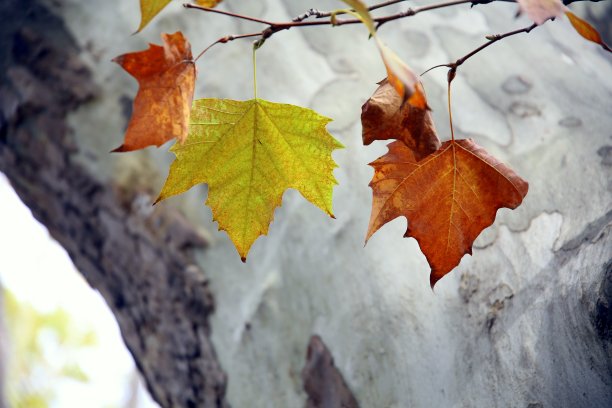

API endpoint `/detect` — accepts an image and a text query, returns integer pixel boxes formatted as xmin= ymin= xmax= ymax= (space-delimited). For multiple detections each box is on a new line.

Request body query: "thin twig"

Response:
xmin=194 ymin=33 xmax=261 ymax=62
xmin=310 ymin=0 xmax=409 ymax=20
xmin=187 ymin=0 xmax=473 ymax=62
xmin=184 ymin=3 xmax=274 ymax=25
xmin=185 ymin=0 xmax=472 ymax=31
xmin=422 ymin=23 xmax=538 ymax=77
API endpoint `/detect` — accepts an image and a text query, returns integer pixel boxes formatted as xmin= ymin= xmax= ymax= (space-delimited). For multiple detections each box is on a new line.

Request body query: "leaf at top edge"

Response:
xmin=367 ymin=139 xmax=528 ymax=288
xmin=341 ymin=0 xmax=376 ymax=34
xmin=516 ymin=0 xmax=565 ymax=25
xmin=565 ymin=11 xmax=611 ymax=52
xmin=137 ymin=0 xmax=172 ymax=33
xmin=112 ymin=31 xmax=196 ymax=152
xmin=156 ymin=98 xmax=343 ymax=260
xmin=195 ymin=0 xmax=224 ymax=6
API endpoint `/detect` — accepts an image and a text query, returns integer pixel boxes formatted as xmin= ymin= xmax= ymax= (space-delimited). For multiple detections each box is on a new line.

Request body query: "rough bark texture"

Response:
xmin=0 ymin=1 xmax=228 ymax=407
xmin=302 ymin=336 xmax=359 ymax=408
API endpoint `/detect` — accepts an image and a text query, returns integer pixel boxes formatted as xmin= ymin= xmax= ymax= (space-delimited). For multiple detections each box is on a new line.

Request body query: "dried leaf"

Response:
xmin=361 ymin=79 xmax=440 ymax=160
xmin=113 ymin=32 xmax=196 ymax=152
xmin=367 ymin=139 xmax=528 ymax=287
xmin=377 ymin=42 xmax=426 ymax=108
xmin=341 ymin=0 xmax=425 ymax=107
xmin=565 ymin=11 xmax=612 ymax=52
xmin=156 ymin=98 xmax=343 ymax=260
xmin=137 ymin=0 xmax=171 ymax=32
xmin=516 ymin=0 xmax=565 ymax=25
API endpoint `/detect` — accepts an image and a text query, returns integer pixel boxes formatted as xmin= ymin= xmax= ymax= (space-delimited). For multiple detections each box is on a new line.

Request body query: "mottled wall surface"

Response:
xmin=42 ymin=0 xmax=612 ymax=407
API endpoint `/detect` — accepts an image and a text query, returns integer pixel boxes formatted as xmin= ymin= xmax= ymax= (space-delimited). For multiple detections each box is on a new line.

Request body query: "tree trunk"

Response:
xmin=0 ymin=1 xmax=227 ymax=406
xmin=1 ymin=0 xmax=611 ymax=407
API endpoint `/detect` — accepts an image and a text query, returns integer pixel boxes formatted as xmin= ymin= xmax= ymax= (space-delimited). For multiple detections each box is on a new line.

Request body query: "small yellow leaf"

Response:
xmin=341 ymin=0 xmax=376 ymax=35
xmin=195 ymin=0 xmax=224 ymax=7
xmin=137 ymin=0 xmax=172 ymax=33
xmin=157 ymin=99 xmax=343 ymax=260
xmin=565 ymin=11 xmax=611 ymax=52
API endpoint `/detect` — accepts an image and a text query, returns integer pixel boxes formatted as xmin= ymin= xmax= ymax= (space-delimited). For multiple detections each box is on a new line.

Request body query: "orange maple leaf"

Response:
xmin=361 ymin=79 xmax=440 ymax=161
xmin=367 ymin=139 xmax=528 ymax=287
xmin=112 ymin=32 xmax=196 ymax=152
xmin=565 ymin=11 xmax=612 ymax=52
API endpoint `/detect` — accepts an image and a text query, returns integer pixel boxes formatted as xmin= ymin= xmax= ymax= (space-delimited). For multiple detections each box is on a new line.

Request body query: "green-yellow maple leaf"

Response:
xmin=156 ymin=98 xmax=343 ymax=260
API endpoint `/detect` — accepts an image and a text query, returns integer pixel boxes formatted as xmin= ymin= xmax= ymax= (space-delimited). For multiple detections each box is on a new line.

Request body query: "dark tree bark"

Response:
xmin=0 ymin=1 xmax=228 ymax=407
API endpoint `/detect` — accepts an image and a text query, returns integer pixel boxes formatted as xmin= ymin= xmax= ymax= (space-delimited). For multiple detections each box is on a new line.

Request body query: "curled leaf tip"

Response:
xmin=111 ymin=145 xmax=127 ymax=153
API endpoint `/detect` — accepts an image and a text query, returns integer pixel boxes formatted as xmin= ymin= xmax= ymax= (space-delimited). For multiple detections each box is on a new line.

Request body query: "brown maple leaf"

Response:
xmin=367 ymin=139 xmax=528 ymax=287
xmin=112 ymin=32 xmax=196 ymax=152
xmin=361 ymin=79 xmax=440 ymax=161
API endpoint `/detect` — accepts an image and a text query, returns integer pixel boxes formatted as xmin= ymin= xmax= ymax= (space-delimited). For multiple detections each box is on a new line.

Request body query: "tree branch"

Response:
xmin=184 ymin=3 xmax=274 ymax=25
xmin=186 ymin=0 xmax=473 ymax=59
xmin=0 ymin=2 xmax=229 ymax=406
xmin=423 ymin=23 xmax=538 ymax=78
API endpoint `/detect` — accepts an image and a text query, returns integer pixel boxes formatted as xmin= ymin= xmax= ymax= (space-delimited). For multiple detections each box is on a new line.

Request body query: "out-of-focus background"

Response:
xmin=0 ymin=0 xmax=611 ymax=407
xmin=0 ymin=173 xmax=158 ymax=407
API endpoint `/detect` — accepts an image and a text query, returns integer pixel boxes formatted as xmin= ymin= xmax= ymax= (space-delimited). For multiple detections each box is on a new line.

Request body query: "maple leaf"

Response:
xmin=341 ymin=0 xmax=426 ymax=108
xmin=367 ymin=139 xmax=528 ymax=287
xmin=113 ymin=32 xmax=196 ymax=152
xmin=516 ymin=0 xmax=564 ymax=25
xmin=565 ymin=11 xmax=612 ymax=52
xmin=361 ymin=79 xmax=440 ymax=160
xmin=156 ymin=98 xmax=343 ymax=260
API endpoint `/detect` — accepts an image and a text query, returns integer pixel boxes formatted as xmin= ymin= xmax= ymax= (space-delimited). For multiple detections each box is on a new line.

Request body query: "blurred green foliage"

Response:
xmin=3 ymin=289 xmax=96 ymax=408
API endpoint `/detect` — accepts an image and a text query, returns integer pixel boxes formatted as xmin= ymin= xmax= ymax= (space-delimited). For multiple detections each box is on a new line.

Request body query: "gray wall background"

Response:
xmin=32 ymin=0 xmax=612 ymax=406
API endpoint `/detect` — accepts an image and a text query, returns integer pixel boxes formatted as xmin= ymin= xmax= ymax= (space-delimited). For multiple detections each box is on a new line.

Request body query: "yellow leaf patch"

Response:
xmin=157 ymin=99 xmax=343 ymax=260
xmin=137 ymin=0 xmax=171 ymax=32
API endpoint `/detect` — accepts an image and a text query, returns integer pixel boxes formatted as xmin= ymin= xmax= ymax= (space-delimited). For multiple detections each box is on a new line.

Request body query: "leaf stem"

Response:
xmin=252 ymin=44 xmax=258 ymax=100
xmin=447 ymin=70 xmax=456 ymax=143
